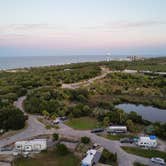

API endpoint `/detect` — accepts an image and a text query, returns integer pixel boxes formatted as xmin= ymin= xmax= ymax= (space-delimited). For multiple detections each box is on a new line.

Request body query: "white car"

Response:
xmin=151 ymin=157 xmax=165 ymax=165
xmin=53 ymin=118 xmax=61 ymax=124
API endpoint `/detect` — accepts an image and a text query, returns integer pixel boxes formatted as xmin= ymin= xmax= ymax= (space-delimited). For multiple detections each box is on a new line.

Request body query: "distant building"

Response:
xmin=81 ymin=149 xmax=101 ymax=166
xmin=127 ymin=56 xmax=144 ymax=61
xmin=137 ymin=136 xmax=157 ymax=148
xmin=14 ymin=139 xmax=47 ymax=152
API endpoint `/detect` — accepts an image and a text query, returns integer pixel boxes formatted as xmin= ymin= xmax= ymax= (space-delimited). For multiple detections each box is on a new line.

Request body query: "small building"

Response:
xmin=137 ymin=136 xmax=157 ymax=148
xmin=81 ymin=149 xmax=101 ymax=166
xmin=14 ymin=139 xmax=47 ymax=152
xmin=107 ymin=126 xmax=127 ymax=133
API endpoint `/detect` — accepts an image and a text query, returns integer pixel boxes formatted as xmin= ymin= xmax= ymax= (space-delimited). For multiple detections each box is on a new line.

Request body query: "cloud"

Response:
xmin=121 ymin=21 xmax=166 ymax=28
xmin=0 ymin=24 xmax=67 ymax=36
xmin=81 ymin=20 xmax=166 ymax=31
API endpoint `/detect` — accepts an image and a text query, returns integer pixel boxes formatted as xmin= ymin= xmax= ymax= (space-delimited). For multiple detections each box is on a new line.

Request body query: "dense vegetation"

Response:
xmin=0 ymin=57 xmax=166 ymax=132
xmin=0 ymin=106 xmax=25 ymax=131
xmin=104 ymin=57 xmax=166 ymax=72
xmin=0 ymin=64 xmax=101 ymax=131
xmin=90 ymin=72 xmax=166 ymax=108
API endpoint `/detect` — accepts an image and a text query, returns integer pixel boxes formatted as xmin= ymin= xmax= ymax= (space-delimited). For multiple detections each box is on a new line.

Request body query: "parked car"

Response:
xmin=151 ymin=157 xmax=165 ymax=165
xmin=120 ymin=138 xmax=134 ymax=144
xmin=59 ymin=116 xmax=67 ymax=121
xmin=91 ymin=128 xmax=104 ymax=133
xmin=0 ymin=146 xmax=13 ymax=151
xmin=53 ymin=119 xmax=61 ymax=124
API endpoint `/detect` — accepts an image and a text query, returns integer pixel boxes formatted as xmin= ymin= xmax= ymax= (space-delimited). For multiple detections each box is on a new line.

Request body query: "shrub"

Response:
xmin=100 ymin=149 xmax=117 ymax=164
xmin=81 ymin=136 xmax=90 ymax=144
xmin=56 ymin=144 xmax=69 ymax=155
xmin=45 ymin=125 xmax=51 ymax=129
xmin=53 ymin=133 xmax=59 ymax=141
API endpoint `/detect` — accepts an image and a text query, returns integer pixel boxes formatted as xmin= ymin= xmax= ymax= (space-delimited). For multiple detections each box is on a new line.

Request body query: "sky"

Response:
xmin=0 ymin=0 xmax=166 ymax=57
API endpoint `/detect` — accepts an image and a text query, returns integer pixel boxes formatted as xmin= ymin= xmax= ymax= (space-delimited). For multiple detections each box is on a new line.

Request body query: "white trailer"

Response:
xmin=81 ymin=149 xmax=101 ymax=166
xmin=14 ymin=139 xmax=47 ymax=152
xmin=108 ymin=126 xmax=127 ymax=133
xmin=137 ymin=136 xmax=157 ymax=148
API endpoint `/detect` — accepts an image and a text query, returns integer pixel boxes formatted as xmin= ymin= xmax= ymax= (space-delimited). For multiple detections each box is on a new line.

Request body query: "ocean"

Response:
xmin=0 ymin=55 xmax=109 ymax=70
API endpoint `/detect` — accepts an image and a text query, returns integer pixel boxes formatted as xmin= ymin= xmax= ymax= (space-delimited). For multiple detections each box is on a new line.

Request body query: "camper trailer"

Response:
xmin=137 ymin=136 xmax=157 ymax=148
xmin=81 ymin=149 xmax=101 ymax=166
xmin=107 ymin=126 xmax=127 ymax=133
xmin=14 ymin=139 xmax=47 ymax=152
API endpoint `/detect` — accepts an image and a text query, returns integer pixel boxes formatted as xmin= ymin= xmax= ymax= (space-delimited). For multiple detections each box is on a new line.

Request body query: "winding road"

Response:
xmin=0 ymin=68 xmax=152 ymax=166
xmin=62 ymin=67 xmax=111 ymax=89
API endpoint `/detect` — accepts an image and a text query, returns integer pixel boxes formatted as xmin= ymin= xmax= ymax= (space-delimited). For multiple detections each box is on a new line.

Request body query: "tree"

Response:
xmin=100 ymin=149 xmax=117 ymax=164
xmin=81 ymin=136 xmax=90 ymax=144
xmin=126 ymin=119 xmax=135 ymax=132
xmin=127 ymin=111 xmax=142 ymax=123
xmin=103 ymin=116 xmax=110 ymax=127
xmin=53 ymin=133 xmax=59 ymax=141
xmin=116 ymin=109 xmax=127 ymax=124
xmin=56 ymin=144 xmax=69 ymax=155
xmin=42 ymin=110 xmax=50 ymax=119
xmin=0 ymin=106 xmax=25 ymax=130
xmin=51 ymin=113 xmax=57 ymax=120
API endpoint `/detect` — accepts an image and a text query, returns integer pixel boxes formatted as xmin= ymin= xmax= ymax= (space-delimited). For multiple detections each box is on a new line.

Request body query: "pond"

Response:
xmin=116 ymin=103 xmax=166 ymax=123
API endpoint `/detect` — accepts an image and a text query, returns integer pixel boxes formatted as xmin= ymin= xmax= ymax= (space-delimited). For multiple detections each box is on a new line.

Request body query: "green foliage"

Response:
xmin=0 ymin=106 xmax=25 ymax=130
xmin=126 ymin=119 xmax=135 ymax=132
xmin=153 ymin=122 xmax=166 ymax=140
xmin=42 ymin=110 xmax=50 ymax=117
xmin=105 ymin=57 xmax=166 ymax=72
xmin=67 ymin=88 xmax=89 ymax=103
xmin=68 ymin=104 xmax=91 ymax=118
xmin=56 ymin=144 xmax=69 ymax=156
xmin=53 ymin=133 xmax=59 ymax=141
xmin=81 ymin=136 xmax=90 ymax=144
xmin=134 ymin=162 xmax=148 ymax=166
xmin=91 ymin=71 xmax=166 ymax=109
xmin=106 ymin=108 xmax=127 ymax=125
xmin=100 ymin=149 xmax=117 ymax=164
xmin=127 ymin=111 xmax=143 ymax=123
xmin=103 ymin=116 xmax=110 ymax=126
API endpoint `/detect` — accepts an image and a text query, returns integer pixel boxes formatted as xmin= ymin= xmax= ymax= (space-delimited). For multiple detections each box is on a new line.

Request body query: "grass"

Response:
xmin=106 ymin=134 xmax=134 ymax=140
xmin=65 ymin=117 xmax=98 ymax=130
xmin=121 ymin=146 xmax=166 ymax=160
xmin=14 ymin=150 xmax=80 ymax=166
xmin=133 ymin=162 xmax=148 ymax=166
xmin=97 ymin=133 xmax=134 ymax=140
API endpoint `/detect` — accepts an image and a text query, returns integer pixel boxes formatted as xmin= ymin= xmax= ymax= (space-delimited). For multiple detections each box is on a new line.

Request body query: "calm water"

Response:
xmin=116 ymin=104 xmax=166 ymax=123
xmin=0 ymin=55 xmax=108 ymax=70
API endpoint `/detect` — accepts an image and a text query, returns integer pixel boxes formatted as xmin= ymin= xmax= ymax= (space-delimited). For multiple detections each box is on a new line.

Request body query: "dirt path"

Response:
xmin=62 ymin=67 xmax=111 ymax=89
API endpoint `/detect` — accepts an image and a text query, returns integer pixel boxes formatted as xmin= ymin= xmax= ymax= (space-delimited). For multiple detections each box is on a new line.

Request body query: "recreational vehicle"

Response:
xmin=14 ymin=139 xmax=47 ymax=152
xmin=107 ymin=126 xmax=127 ymax=133
xmin=81 ymin=149 xmax=101 ymax=166
xmin=137 ymin=136 xmax=157 ymax=148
